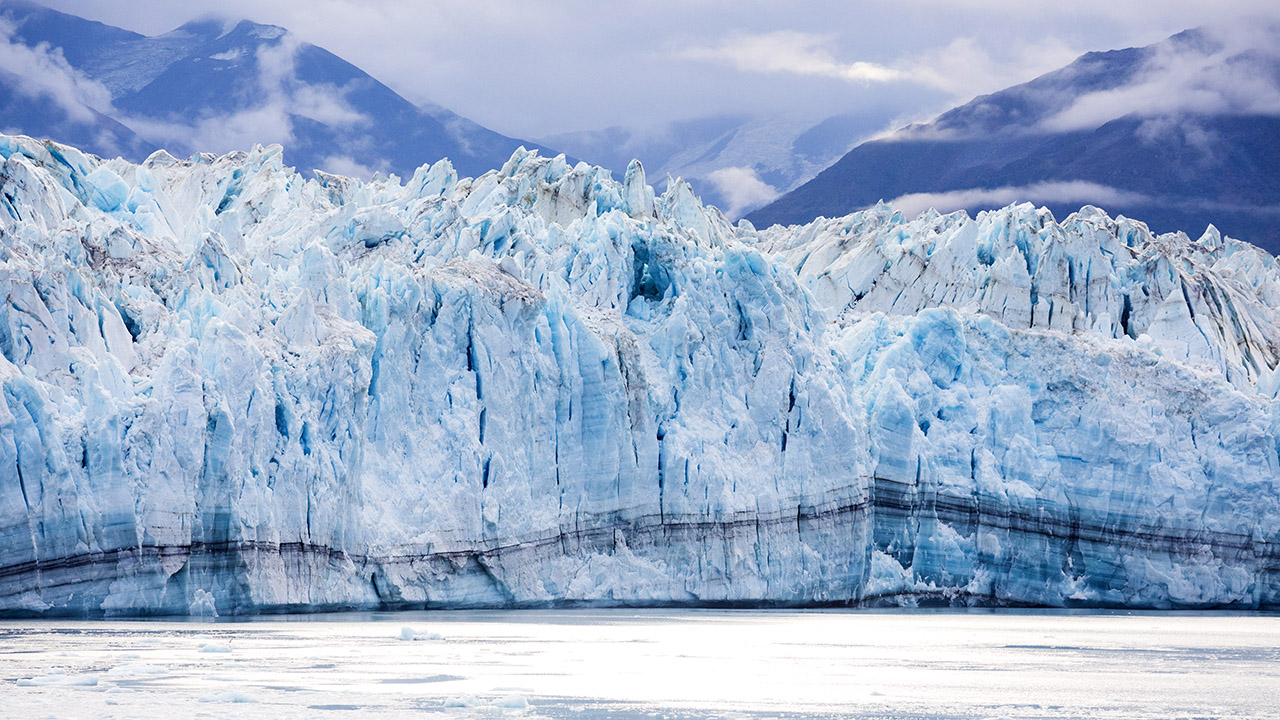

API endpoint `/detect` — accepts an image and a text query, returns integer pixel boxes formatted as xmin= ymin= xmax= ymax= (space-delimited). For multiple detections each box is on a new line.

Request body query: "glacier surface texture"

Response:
xmin=0 ymin=134 xmax=1278 ymax=616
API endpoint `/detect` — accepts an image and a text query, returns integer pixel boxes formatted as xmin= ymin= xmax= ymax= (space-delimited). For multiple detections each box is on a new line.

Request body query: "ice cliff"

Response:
xmin=0 ymin=133 xmax=1277 ymax=615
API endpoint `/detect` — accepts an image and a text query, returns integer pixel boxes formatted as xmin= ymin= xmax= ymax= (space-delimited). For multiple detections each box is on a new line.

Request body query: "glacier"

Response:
xmin=0 ymin=133 xmax=1277 ymax=616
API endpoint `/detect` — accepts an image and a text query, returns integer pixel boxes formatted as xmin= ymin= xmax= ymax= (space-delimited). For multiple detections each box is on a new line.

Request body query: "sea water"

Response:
xmin=2 ymin=609 xmax=1277 ymax=719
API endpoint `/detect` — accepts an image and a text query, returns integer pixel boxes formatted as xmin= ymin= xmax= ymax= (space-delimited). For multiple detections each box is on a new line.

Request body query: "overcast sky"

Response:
xmin=35 ymin=0 xmax=1280 ymax=139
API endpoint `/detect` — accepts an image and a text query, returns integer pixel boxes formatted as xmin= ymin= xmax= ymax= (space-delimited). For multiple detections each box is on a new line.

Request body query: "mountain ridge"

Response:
xmin=0 ymin=0 xmax=558 ymax=178
xmin=748 ymin=27 xmax=1280 ymax=254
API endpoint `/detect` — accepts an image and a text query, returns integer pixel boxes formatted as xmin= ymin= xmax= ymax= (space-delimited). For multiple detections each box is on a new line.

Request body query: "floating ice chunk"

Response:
xmin=444 ymin=695 xmax=529 ymax=710
xmin=398 ymin=627 xmax=443 ymax=642
xmin=106 ymin=663 xmax=167 ymax=676
xmin=493 ymin=695 xmax=529 ymax=709
xmin=199 ymin=642 xmax=232 ymax=653
xmin=198 ymin=690 xmax=258 ymax=703
xmin=18 ymin=673 xmax=100 ymax=686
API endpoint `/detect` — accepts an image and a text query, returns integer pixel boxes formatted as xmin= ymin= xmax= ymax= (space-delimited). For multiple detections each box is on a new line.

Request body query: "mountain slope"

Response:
xmin=0 ymin=132 xmax=1277 ymax=615
xmin=0 ymin=70 xmax=156 ymax=160
xmin=0 ymin=0 xmax=554 ymax=177
xmin=0 ymin=1 xmax=155 ymax=160
xmin=544 ymin=113 xmax=888 ymax=219
xmin=748 ymin=28 xmax=1280 ymax=254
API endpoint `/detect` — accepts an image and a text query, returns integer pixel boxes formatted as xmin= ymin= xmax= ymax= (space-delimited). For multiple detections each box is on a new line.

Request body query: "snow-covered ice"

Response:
xmin=0 ymin=133 xmax=1277 ymax=615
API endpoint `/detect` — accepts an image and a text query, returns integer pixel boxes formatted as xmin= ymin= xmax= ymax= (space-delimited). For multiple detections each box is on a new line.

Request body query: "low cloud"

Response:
xmin=124 ymin=105 xmax=293 ymax=157
xmin=682 ymin=31 xmax=902 ymax=84
xmin=1040 ymin=20 xmax=1280 ymax=132
xmin=320 ymin=154 xmax=385 ymax=180
xmin=683 ymin=31 xmax=1081 ymax=102
xmin=120 ymin=33 xmax=369 ymax=157
xmin=888 ymin=180 xmax=1280 ymax=221
xmin=887 ymin=181 xmax=1153 ymax=218
xmin=704 ymin=166 xmax=780 ymax=219
xmin=255 ymin=35 xmax=367 ymax=127
xmin=0 ymin=19 xmax=113 ymax=124
xmin=898 ymin=37 xmax=1081 ymax=102
xmin=32 ymin=0 xmax=1280 ymax=138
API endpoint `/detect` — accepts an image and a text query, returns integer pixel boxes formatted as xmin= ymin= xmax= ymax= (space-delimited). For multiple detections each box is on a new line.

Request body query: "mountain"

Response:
xmin=748 ymin=28 xmax=1280 ymax=254
xmin=1 ymin=132 xmax=1277 ymax=615
xmin=0 ymin=2 xmax=156 ymax=160
xmin=542 ymin=113 xmax=889 ymax=219
xmin=0 ymin=70 xmax=156 ymax=160
xmin=0 ymin=0 xmax=554 ymax=178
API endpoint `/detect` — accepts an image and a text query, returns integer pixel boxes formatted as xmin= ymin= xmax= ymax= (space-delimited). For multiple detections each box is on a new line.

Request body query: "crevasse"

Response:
xmin=0 ymin=134 xmax=1277 ymax=616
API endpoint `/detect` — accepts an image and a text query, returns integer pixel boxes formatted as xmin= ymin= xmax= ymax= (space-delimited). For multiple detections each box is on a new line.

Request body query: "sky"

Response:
xmin=31 ymin=0 xmax=1280 ymax=140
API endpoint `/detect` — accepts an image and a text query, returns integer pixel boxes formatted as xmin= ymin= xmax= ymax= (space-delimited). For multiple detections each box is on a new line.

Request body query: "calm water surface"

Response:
xmin=2 ymin=609 xmax=1278 ymax=719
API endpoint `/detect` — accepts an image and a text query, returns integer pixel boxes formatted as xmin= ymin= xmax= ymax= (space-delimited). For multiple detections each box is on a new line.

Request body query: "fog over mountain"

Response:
xmin=750 ymin=24 xmax=1280 ymax=253
xmin=0 ymin=0 xmax=555 ymax=179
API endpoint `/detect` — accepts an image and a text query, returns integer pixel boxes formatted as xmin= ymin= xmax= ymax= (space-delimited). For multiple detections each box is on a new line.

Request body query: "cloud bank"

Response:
xmin=118 ymin=33 xmax=373 ymax=169
xmin=35 ymin=0 xmax=1280 ymax=138
xmin=1040 ymin=19 xmax=1280 ymax=132
xmin=0 ymin=18 xmax=113 ymax=124
xmin=887 ymin=182 xmax=1153 ymax=218
xmin=704 ymin=166 xmax=780 ymax=219
xmin=888 ymin=180 xmax=1280 ymax=221
xmin=682 ymin=31 xmax=903 ymax=84
xmin=683 ymin=31 xmax=1081 ymax=104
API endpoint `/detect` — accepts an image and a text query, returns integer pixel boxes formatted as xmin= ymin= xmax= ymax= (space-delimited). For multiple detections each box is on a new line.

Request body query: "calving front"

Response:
xmin=0 ymin=134 xmax=1276 ymax=615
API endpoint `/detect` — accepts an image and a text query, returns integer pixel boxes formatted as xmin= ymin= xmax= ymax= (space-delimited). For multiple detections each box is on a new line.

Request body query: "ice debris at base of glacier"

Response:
xmin=398 ymin=626 xmax=443 ymax=641
xmin=0 ymin=132 xmax=1277 ymax=616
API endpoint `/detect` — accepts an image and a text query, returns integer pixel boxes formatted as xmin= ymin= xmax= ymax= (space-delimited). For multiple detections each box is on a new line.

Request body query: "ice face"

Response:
xmin=0 ymin=134 xmax=1277 ymax=616
xmin=762 ymin=203 xmax=1280 ymax=393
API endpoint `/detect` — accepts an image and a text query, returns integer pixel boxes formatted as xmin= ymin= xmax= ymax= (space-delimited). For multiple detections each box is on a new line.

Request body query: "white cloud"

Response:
xmin=1040 ymin=20 xmax=1280 ymax=132
xmin=320 ymin=154 xmax=384 ymax=180
xmin=704 ymin=166 xmax=780 ymax=219
xmin=124 ymin=105 xmax=292 ymax=156
xmin=896 ymin=37 xmax=1082 ymax=101
xmin=890 ymin=181 xmax=1280 ymax=222
xmin=0 ymin=19 xmax=113 ymax=124
xmin=887 ymin=181 xmax=1153 ymax=218
xmin=30 ymin=0 xmax=1280 ymax=138
xmin=118 ymin=33 xmax=368 ymax=157
xmin=683 ymin=31 xmax=903 ymax=84
xmin=1135 ymin=116 xmax=1223 ymax=161
xmin=683 ymin=30 xmax=1084 ymax=108
xmin=252 ymin=35 xmax=368 ymax=128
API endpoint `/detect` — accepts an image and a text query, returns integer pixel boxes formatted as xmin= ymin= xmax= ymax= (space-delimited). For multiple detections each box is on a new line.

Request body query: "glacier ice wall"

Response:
xmin=0 ymin=134 xmax=1277 ymax=615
